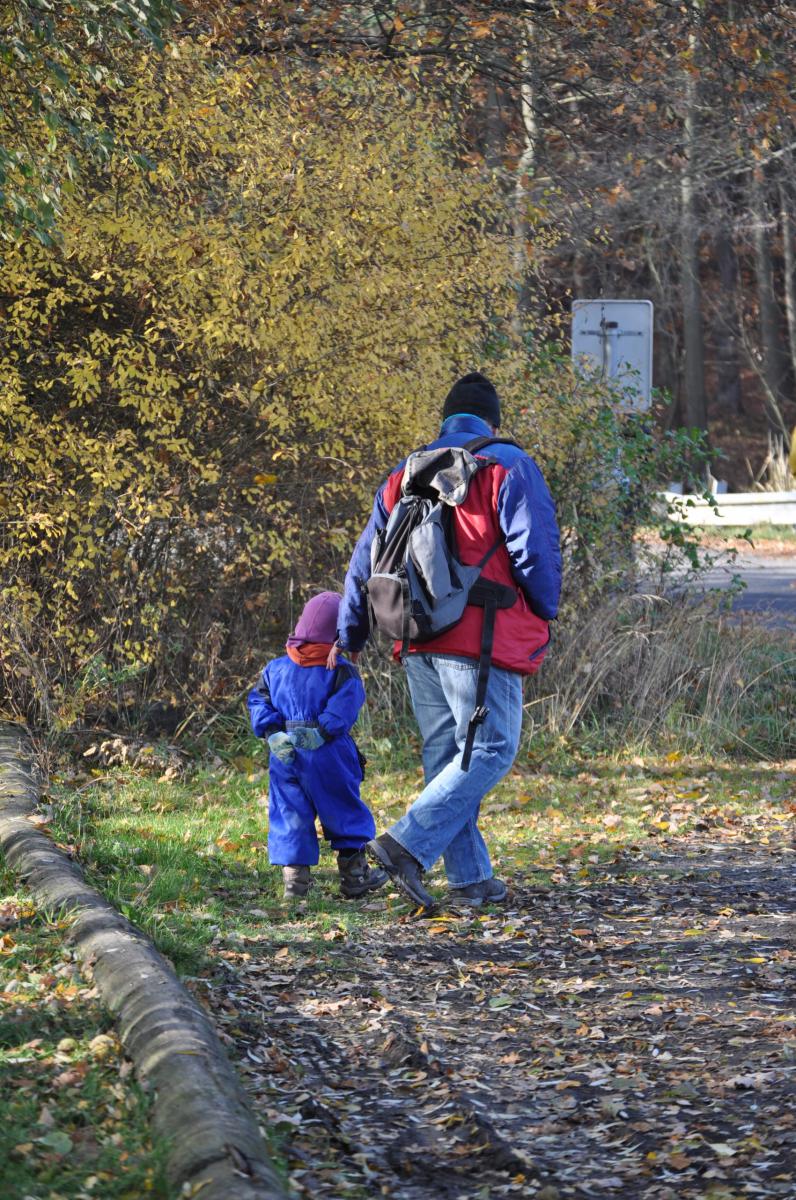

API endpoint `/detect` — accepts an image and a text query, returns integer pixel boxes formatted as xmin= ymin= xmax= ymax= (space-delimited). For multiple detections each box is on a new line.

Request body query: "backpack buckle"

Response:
xmin=461 ymin=704 xmax=489 ymax=772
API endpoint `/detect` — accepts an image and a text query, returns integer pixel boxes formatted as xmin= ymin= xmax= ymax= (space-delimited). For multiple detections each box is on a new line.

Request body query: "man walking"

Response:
xmin=334 ymin=372 xmax=561 ymax=908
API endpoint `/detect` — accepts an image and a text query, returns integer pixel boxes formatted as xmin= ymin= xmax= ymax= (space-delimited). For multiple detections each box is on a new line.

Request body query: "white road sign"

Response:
xmin=571 ymin=299 xmax=654 ymax=411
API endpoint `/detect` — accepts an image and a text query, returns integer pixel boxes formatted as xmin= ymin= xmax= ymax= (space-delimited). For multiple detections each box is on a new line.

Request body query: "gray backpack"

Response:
xmin=366 ymin=436 xmax=517 ymax=769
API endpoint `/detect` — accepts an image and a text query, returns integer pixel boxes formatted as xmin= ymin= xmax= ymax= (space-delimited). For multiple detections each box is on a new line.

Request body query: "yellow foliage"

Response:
xmin=0 ymin=48 xmax=519 ymax=722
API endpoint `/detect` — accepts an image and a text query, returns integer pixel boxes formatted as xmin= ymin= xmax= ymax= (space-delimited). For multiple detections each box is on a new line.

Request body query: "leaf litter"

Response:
xmin=204 ymin=809 xmax=795 ymax=1198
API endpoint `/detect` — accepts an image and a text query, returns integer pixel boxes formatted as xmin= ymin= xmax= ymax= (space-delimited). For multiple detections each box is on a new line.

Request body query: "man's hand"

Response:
xmin=267 ymin=731 xmax=296 ymax=764
xmin=326 ymin=643 xmax=360 ymax=669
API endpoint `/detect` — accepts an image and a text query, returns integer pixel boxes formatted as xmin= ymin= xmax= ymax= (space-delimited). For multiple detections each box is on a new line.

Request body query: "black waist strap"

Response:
xmin=468 ymin=578 xmax=517 ymax=610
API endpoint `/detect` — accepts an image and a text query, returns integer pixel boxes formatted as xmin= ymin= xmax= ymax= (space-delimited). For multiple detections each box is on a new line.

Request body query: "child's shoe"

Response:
xmin=282 ymin=865 xmax=311 ymax=898
xmin=337 ymin=850 xmax=388 ymax=899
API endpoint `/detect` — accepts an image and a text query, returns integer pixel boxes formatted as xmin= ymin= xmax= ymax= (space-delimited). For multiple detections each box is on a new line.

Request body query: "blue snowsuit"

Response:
xmin=247 ymin=655 xmax=374 ymax=865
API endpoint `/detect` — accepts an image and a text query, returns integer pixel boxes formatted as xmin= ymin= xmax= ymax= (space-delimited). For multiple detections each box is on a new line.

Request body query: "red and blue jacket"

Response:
xmin=338 ymin=413 xmax=562 ymax=675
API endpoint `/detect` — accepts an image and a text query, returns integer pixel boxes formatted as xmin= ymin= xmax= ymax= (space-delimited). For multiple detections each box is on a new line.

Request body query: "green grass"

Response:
xmin=44 ymin=743 xmax=795 ymax=970
xmin=0 ymin=871 xmax=168 ymax=1200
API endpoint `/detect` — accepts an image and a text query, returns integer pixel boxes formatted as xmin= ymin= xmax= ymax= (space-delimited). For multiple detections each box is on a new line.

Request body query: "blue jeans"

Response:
xmin=389 ymin=654 xmax=522 ymax=887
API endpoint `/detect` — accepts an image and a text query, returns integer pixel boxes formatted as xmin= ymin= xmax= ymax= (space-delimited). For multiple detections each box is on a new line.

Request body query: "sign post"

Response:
xmin=571 ymin=299 xmax=654 ymax=411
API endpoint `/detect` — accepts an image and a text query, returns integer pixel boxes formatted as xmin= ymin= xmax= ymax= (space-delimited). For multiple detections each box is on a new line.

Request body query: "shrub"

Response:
xmin=0 ymin=49 xmax=515 ymax=725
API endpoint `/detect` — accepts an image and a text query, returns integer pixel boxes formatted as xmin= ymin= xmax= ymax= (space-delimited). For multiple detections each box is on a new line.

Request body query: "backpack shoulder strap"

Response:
xmin=463 ymin=436 xmax=522 ymax=456
xmin=455 ymin=436 xmax=521 ymax=771
xmin=459 ymin=436 xmax=522 ymax=564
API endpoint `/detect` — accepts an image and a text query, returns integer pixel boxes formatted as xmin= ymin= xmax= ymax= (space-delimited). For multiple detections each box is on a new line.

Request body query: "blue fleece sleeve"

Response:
xmin=318 ymin=662 xmax=366 ymax=739
xmin=497 ymin=455 xmax=562 ymax=621
xmin=337 ymin=484 xmax=389 ymax=652
xmin=247 ymin=665 xmax=285 ymax=738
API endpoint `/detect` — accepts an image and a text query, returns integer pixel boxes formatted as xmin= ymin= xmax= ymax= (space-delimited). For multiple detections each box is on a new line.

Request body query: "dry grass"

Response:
xmin=354 ymin=593 xmax=795 ymax=761
xmin=523 ymin=593 xmax=795 ymax=757
xmin=749 ymin=433 xmax=796 ymax=493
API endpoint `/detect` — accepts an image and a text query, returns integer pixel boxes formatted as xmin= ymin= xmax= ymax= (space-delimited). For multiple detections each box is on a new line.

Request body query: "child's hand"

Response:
xmin=290 ymin=726 xmax=326 ymax=751
xmin=267 ymin=731 xmax=296 ymax=764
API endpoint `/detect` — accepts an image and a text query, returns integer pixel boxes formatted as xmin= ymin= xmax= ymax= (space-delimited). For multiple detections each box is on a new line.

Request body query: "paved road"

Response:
xmin=695 ymin=552 xmax=796 ymax=625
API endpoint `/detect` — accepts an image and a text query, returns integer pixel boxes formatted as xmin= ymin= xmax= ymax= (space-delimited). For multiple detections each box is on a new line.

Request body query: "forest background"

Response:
xmin=1 ymin=0 xmax=794 ymax=757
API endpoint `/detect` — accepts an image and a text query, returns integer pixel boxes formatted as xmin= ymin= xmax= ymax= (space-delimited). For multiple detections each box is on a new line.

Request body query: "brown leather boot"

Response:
xmin=337 ymin=850 xmax=388 ymax=899
xmin=367 ymin=834 xmax=436 ymax=910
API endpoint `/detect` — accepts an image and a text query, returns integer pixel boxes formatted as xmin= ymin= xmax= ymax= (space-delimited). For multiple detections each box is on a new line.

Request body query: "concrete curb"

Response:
xmin=662 ymin=489 xmax=796 ymax=527
xmin=0 ymin=723 xmax=287 ymax=1200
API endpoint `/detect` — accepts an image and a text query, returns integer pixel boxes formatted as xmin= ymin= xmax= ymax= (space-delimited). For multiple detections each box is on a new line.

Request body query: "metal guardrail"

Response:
xmin=662 ymin=490 xmax=796 ymax=527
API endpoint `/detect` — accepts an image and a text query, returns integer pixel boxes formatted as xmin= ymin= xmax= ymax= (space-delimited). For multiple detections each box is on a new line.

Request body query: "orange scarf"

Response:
xmin=286 ymin=642 xmax=333 ymax=668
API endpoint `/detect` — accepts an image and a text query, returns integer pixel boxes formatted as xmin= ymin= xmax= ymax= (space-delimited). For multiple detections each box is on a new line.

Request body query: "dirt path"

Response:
xmin=206 ymin=821 xmax=795 ymax=1199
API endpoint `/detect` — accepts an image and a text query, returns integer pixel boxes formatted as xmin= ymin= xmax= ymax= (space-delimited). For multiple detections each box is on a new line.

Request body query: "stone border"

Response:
xmin=0 ymin=723 xmax=287 ymax=1200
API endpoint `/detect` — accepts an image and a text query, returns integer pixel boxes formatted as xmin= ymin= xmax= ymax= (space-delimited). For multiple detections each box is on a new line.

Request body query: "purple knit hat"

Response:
xmin=286 ymin=591 xmax=342 ymax=647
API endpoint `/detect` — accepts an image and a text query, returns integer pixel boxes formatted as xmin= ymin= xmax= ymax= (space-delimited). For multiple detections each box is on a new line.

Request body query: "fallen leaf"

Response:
xmin=37 ymin=1131 xmax=73 ymax=1155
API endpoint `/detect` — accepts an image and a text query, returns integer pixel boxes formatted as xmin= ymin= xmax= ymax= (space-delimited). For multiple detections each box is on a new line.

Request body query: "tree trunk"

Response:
xmin=513 ymin=17 xmax=539 ymax=324
xmin=659 ymin=319 xmax=683 ymax=429
xmin=573 ymin=247 xmax=597 ymax=301
xmin=778 ymin=172 xmax=796 ymax=468
xmin=780 ymin=177 xmax=796 ymax=380
xmin=0 ymin=724 xmax=287 ymax=1200
xmin=679 ymin=18 xmax=708 ymax=433
xmin=750 ymin=171 xmax=790 ymax=434
xmin=714 ymin=221 xmax=743 ymax=416
xmin=483 ymin=79 xmax=504 ymax=173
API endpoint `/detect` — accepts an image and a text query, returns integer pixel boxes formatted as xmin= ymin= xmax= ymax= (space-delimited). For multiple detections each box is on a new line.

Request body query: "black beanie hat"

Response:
xmin=442 ymin=371 xmax=501 ymax=428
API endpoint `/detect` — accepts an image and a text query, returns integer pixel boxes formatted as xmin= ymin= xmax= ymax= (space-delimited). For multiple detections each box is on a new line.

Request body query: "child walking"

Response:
xmin=247 ymin=591 xmax=387 ymax=899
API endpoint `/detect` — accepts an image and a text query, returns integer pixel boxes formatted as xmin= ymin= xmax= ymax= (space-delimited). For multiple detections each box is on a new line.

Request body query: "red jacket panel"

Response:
xmin=382 ymin=462 xmax=550 ymax=675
